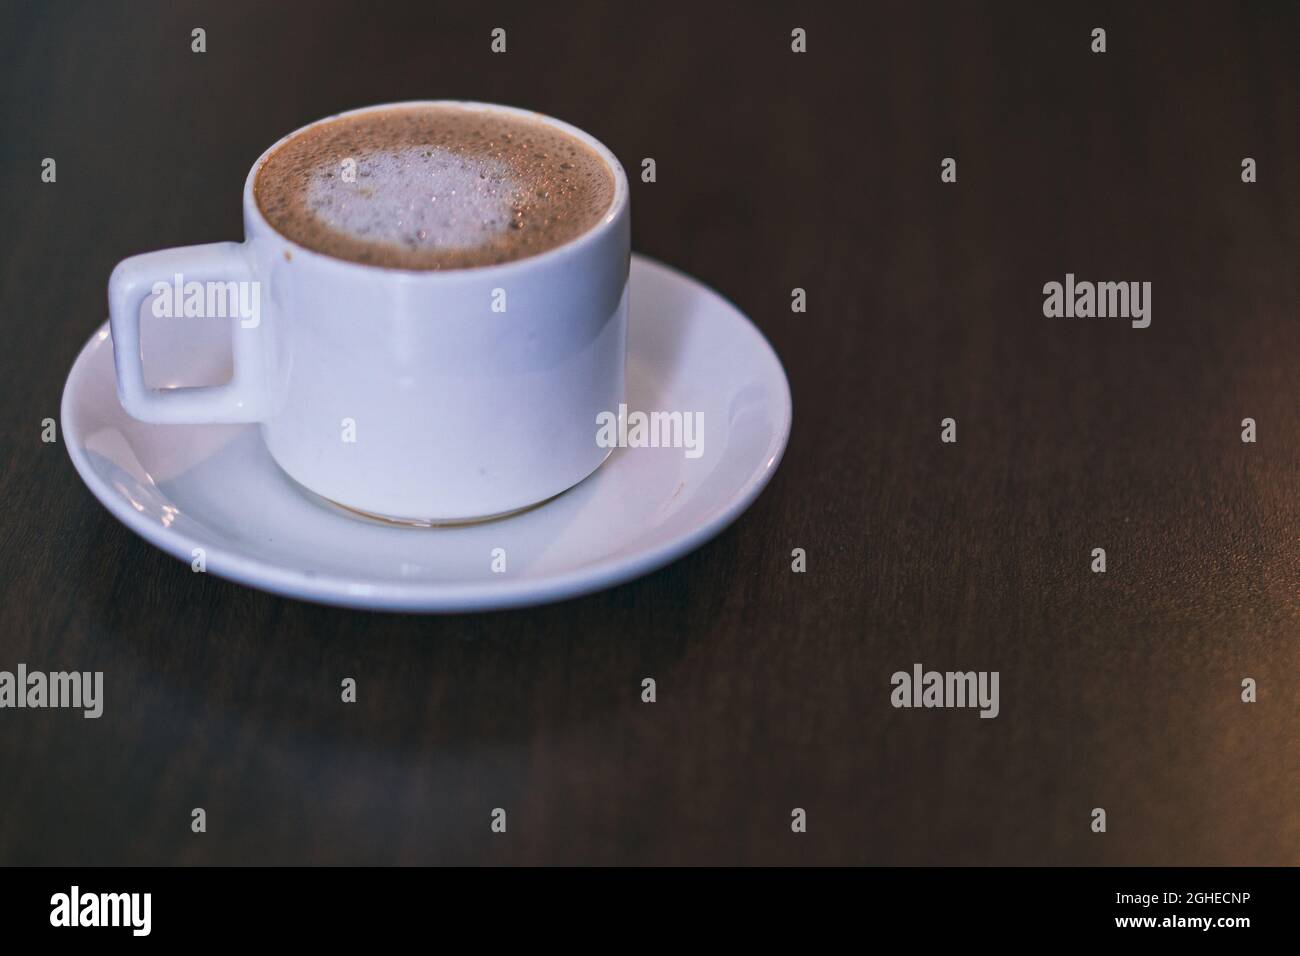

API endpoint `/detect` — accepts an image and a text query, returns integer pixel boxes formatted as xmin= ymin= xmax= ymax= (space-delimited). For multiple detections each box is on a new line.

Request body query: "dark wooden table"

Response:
xmin=1 ymin=0 xmax=1295 ymax=865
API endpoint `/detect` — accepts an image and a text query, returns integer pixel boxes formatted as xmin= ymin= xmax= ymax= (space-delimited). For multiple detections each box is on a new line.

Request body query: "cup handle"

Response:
xmin=108 ymin=242 xmax=268 ymax=424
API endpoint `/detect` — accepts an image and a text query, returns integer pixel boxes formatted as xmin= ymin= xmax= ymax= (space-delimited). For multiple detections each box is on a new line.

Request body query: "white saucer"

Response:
xmin=62 ymin=255 xmax=792 ymax=611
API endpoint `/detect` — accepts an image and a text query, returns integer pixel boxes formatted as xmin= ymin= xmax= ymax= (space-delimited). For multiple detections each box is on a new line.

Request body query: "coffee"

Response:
xmin=254 ymin=105 xmax=617 ymax=270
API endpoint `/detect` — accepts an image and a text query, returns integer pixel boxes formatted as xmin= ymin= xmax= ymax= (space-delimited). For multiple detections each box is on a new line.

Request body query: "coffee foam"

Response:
xmin=254 ymin=106 xmax=616 ymax=270
xmin=306 ymin=147 xmax=518 ymax=252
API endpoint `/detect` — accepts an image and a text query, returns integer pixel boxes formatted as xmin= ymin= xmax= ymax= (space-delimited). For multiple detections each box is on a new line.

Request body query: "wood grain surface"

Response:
xmin=0 ymin=0 xmax=1296 ymax=865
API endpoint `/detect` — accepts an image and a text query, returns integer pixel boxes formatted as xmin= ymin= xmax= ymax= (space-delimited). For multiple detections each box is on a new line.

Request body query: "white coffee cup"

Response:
xmin=108 ymin=101 xmax=630 ymax=523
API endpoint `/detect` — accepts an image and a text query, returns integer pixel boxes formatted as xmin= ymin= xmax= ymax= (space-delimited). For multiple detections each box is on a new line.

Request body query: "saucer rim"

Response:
xmin=61 ymin=254 xmax=793 ymax=613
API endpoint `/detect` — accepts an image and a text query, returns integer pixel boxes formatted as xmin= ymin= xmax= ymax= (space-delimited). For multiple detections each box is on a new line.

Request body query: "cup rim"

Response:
xmin=241 ymin=100 xmax=629 ymax=278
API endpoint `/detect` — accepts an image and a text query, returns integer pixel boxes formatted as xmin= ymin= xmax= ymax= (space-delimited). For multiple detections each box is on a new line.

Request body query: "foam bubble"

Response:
xmin=306 ymin=147 xmax=519 ymax=251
